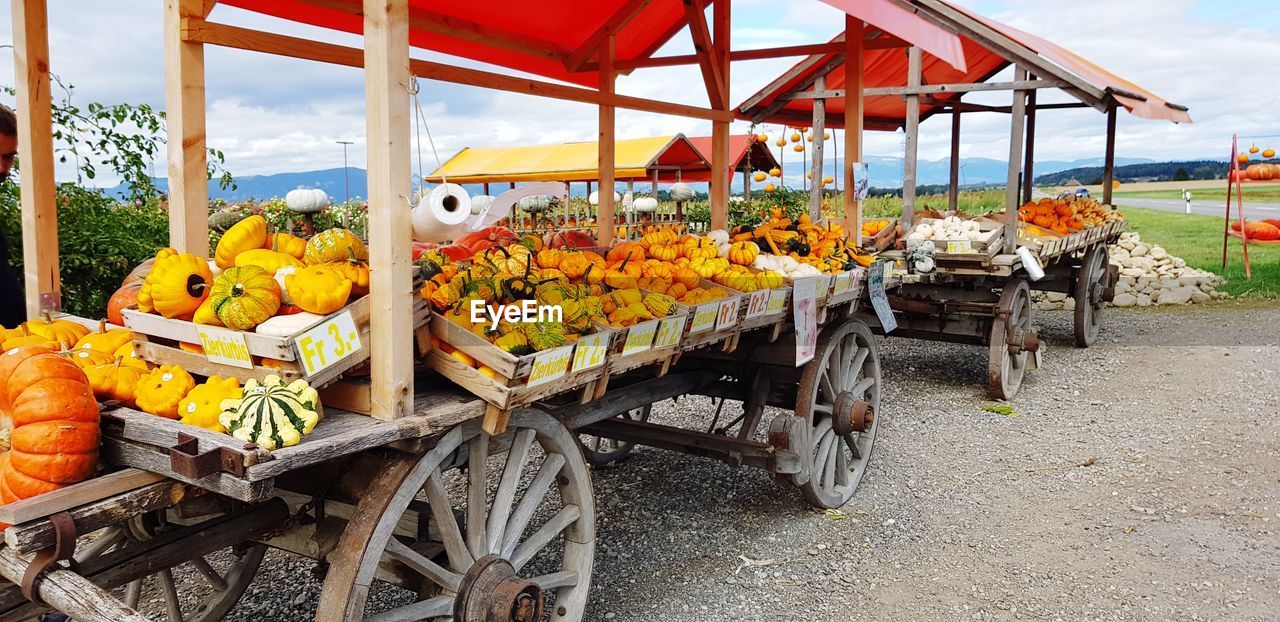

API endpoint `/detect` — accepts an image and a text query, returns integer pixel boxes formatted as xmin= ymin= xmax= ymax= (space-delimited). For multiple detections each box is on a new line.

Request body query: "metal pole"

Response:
xmin=336 ymin=140 xmax=354 ymax=204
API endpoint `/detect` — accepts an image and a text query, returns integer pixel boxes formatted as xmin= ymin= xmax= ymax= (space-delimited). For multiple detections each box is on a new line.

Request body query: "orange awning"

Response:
xmin=425 ymin=135 xmax=707 ymax=184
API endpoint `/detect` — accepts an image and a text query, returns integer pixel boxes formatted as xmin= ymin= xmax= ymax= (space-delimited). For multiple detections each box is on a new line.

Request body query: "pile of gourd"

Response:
xmin=730 ymin=211 xmax=875 ymax=279
xmin=906 ymin=216 xmax=986 ymax=242
xmin=132 ymin=216 xmax=370 ymax=340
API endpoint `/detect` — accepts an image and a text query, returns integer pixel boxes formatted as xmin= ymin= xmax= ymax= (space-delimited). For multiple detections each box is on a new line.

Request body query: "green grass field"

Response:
xmin=1121 ymin=207 xmax=1279 ymax=297
xmin=1114 ymin=185 xmax=1280 ymax=203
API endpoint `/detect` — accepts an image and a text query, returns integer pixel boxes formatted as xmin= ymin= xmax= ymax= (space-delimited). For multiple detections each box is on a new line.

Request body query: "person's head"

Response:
xmin=0 ymin=105 xmax=16 ymax=184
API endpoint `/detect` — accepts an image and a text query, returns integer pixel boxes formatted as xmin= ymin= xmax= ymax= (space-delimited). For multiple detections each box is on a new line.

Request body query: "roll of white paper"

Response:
xmin=412 ymin=183 xmax=471 ymax=242
xmin=1016 ymin=246 xmax=1045 ymax=281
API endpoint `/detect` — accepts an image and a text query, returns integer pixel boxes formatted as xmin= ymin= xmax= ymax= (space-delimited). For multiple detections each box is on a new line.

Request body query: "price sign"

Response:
xmin=847 ymin=267 xmax=865 ymax=298
xmin=792 ymin=277 xmax=819 ymax=365
xmin=571 ymin=331 xmax=609 ymax=372
xmin=815 ymin=275 xmax=832 ymax=299
xmin=294 ymin=310 xmax=363 ymax=376
xmin=869 ymin=260 xmax=897 ymax=333
xmin=716 ymin=298 xmax=739 ymax=330
xmin=690 ymin=303 xmax=718 ymax=334
xmin=621 ymin=320 xmax=659 ymax=356
xmin=654 ymin=316 xmax=684 ymax=349
xmin=832 ymin=271 xmax=851 ymax=296
xmin=767 ymin=288 xmax=788 ymax=315
xmin=744 ymin=289 xmax=770 ymax=319
xmin=197 ymin=326 xmax=253 ymax=369
xmin=946 ymin=240 xmax=974 ymax=254
xmin=527 ymin=345 xmax=573 ymax=388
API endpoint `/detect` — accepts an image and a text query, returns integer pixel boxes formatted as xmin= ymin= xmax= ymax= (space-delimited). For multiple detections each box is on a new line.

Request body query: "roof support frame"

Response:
xmin=563 ymin=0 xmax=654 ymax=71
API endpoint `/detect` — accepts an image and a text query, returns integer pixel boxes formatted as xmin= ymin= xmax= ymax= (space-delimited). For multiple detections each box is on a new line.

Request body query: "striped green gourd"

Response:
xmin=218 ymin=375 xmax=320 ymax=450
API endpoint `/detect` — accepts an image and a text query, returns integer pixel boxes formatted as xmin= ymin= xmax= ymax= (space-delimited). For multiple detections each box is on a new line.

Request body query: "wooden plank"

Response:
xmin=844 ymin=16 xmax=864 ymax=243
xmin=1004 ymin=67 xmax=1029 ymax=254
xmin=0 ymin=469 xmax=162 ymax=526
xmin=563 ymin=0 xmax=652 ymax=72
xmin=364 ymin=0 xmax=414 ymax=420
xmin=12 ymin=0 xmax=60 ymax=317
xmin=100 ymin=437 xmax=272 ymax=502
xmin=1103 ymin=103 xmax=1117 ymax=205
xmin=901 ymin=46 xmax=922 ymax=229
xmin=134 ymin=341 xmax=302 ymax=383
xmin=122 ymin=307 xmax=296 ymax=360
xmin=808 ymin=75 xmax=826 ymax=220
xmin=791 ymin=79 xmax=1070 ymax=98
xmin=598 ymin=34 xmax=616 ymax=247
xmin=948 ymin=107 xmax=961 ymax=211
xmin=602 ymin=38 xmax=905 ymax=71
xmin=165 ymin=0 xmax=210 ymax=257
xmin=1022 ymin=85 xmax=1037 ymax=204
xmin=184 ymin=20 xmax=735 ymax=123
xmin=101 ymin=406 xmax=274 ymax=466
xmin=0 ymin=549 xmax=150 ymax=622
xmin=5 ymin=480 xmax=200 ymax=552
xmin=682 ymin=0 xmax=725 ymax=110
xmin=737 ymin=31 xmax=845 ymax=113
xmin=709 ymin=0 xmax=731 ymax=232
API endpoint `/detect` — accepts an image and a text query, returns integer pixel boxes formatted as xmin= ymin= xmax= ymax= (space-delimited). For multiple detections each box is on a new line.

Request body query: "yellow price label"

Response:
xmin=527 ymin=345 xmax=574 ymax=388
xmin=622 ymin=320 xmax=659 ymax=356
xmin=716 ymin=298 xmax=739 ymax=330
xmin=946 ymin=240 xmax=974 ymax=254
xmin=571 ymin=331 xmax=609 ymax=372
xmin=293 ymin=311 xmax=362 ymax=376
xmin=833 ymin=271 xmax=851 ymax=295
xmin=197 ymin=326 xmax=253 ymax=370
xmin=690 ymin=303 xmax=718 ymax=333
xmin=744 ymin=289 xmax=770 ymax=319
xmin=816 ymin=276 xmax=832 ymax=299
xmin=766 ymin=288 xmax=788 ymax=315
xmin=654 ymin=316 xmax=684 ymax=349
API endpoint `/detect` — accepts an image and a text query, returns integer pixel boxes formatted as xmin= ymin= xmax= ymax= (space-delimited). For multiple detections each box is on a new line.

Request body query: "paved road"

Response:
xmin=1113 ymin=196 xmax=1280 ymax=217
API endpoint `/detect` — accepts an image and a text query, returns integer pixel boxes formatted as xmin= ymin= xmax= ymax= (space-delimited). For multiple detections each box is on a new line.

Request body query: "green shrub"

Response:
xmin=0 ymin=182 xmax=169 ymax=318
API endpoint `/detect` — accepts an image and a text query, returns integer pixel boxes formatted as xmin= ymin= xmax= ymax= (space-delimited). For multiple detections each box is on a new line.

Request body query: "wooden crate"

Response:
xmin=860 ymin=218 xmax=898 ymax=251
xmin=422 ymin=313 xmax=612 ymax=411
xmin=736 ymin=283 xmax=790 ymax=334
xmin=667 ymin=281 xmax=746 ymax=353
xmin=914 ymin=218 xmax=1004 ymax=261
xmin=594 ymin=307 xmax=689 ymax=376
xmin=123 ymin=291 xmax=428 ymax=389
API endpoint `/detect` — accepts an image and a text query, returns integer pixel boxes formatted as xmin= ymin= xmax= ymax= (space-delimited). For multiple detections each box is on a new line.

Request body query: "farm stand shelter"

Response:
xmin=683 ymin=134 xmax=781 ymax=194
xmin=10 ymin=0 xmax=966 ymax=419
xmin=737 ymin=0 xmax=1192 ymax=250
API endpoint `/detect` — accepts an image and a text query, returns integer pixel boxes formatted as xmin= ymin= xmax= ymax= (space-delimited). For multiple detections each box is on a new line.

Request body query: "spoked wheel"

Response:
xmin=1073 ymin=245 xmax=1109 ymax=347
xmin=791 ymin=320 xmax=881 ymax=509
xmin=318 ymin=410 xmax=595 ymax=621
xmin=576 ymin=405 xmax=651 ymax=466
xmin=987 ymin=278 xmax=1038 ymax=400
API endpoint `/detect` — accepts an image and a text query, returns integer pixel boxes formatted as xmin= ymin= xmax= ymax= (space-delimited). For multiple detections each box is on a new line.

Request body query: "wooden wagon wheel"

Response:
xmin=791 ymin=320 xmax=881 ymax=509
xmin=987 ymin=278 xmax=1037 ymax=400
xmin=317 ymin=410 xmax=595 ymax=622
xmin=576 ymin=405 xmax=651 ymax=466
xmin=1073 ymin=245 xmax=1109 ymax=347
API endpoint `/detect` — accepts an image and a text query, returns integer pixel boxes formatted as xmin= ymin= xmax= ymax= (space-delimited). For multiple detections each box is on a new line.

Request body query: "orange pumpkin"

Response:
xmin=1242 ymin=221 xmax=1280 ymax=241
xmin=107 ymin=283 xmax=142 ymax=326
xmin=607 ymin=242 xmax=645 ymax=264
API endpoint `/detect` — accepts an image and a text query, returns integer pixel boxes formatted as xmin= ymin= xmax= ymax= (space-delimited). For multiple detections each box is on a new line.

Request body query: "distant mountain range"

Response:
xmin=110 ymin=156 xmax=1184 ymax=201
xmin=1034 ymin=159 xmax=1239 ymax=185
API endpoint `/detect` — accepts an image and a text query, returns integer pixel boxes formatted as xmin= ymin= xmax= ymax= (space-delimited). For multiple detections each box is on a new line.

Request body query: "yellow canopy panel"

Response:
xmin=425 ymin=135 xmax=707 ymax=184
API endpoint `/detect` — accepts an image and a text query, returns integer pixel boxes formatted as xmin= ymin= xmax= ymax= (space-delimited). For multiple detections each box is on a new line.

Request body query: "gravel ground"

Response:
xmin=136 ymin=300 xmax=1280 ymax=621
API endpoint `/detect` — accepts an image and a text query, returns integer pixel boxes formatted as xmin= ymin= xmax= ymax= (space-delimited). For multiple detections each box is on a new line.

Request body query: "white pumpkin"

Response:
xmin=517 ymin=195 xmax=551 ymax=213
xmin=470 ymin=195 xmax=494 ymax=216
xmin=285 ymin=188 xmax=329 ymax=214
xmin=669 ymin=182 xmax=696 ymax=202
xmin=255 ymin=312 xmax=324 ymax=337
xmin=633 ymin=197 xmax=659 ymax=213
xmin=588 ymin=190 xmax=621 ymax=206
xmin=706 ymin=229 xmax=730 ymax=246
xmin=273 ymin=265 xmax=296 ymax=305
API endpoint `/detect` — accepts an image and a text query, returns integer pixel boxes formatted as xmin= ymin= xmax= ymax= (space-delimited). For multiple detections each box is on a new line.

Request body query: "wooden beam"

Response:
xmin=600 ymin=35 xmax=907 ymax=71
xmin=760 ymin=108 xmax=901 ymax=132
xmin=296 ymin=0 xmax=569 ymax=64
xmin=747 ymin=51 xmax=847 ymax=125
xmin=185 ymin=20 xmax=734 ymax=123
xmin=563 ymin=0 xmax=653 ymax=72
xmin=1022 ymin=88 xmax=1037 ymax=204
xmin=790 ymin=79 xmax=1069 ymax=99
xmin=363 ymin=0 xmax=413 ymax=420
xmin=12 ymin=0 xmax=59 ymax=317
xmin=597 ymin=35 xmax=616 ymax=247
xmin=683 ymin=0 xmax=726 ymax=109
xmin=738 ymin=32 xmax=845 ymax=113
xmin=948 ymin=107 xmax=961 ymax=211
xmin=808 ymin=75 xmax=826 ymax=220
xmin=201 ymin=0 xmax=218 ymax=18
xmin=1103 ymin=103 xmax=1117 ymax=205
xmin=165 ymin=0 xmax=209 ymax=257
xmin=901 ymin=46 xmax=922 ymax=228
xmin=844 ymin=16 xmax=864 ymax=242
xmin=1003 ymin=67 xmax=1029 ymax=254
xmin=709 ymin=0 xmax=730 ymax=231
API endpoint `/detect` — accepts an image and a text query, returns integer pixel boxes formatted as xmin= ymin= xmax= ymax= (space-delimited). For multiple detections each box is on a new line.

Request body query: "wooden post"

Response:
xmin=948 ymin=107 xmax=961 ymax=212
xmin=1103 ymin=103 xmax=1117 ymax=205
xmin=742 ymin=169 xmax=751 ymax=201
xmin=12 ymin=0 xmax=59 ymax=317
xmin=1022 ymin=86 xmax=1037 ymax=204
xmin=901 ymin=46 xmax=922 ymax=229
xmin=1003 ymin=67 xmax=1028 ymax=255
xmin=363 ymin=0 xmax=412 ymax=420
xmin=483 ymin=182 xmax=490 ymax=195
xmin=597 ymin=35 xmax=616 ymax=246
xmin=808 ymin=75 xmax=826 ymax=220
xmin=709 ymin=0 xmax=731 ymax=232
xmin=843 ymin=16 xmax=863 ymax=242
xmin=164 ymin=0 xmax=210 ymax=257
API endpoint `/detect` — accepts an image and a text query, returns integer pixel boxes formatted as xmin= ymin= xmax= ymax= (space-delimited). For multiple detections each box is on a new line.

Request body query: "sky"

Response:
xmin=2 ymin=0 xmax=1278 ymax=186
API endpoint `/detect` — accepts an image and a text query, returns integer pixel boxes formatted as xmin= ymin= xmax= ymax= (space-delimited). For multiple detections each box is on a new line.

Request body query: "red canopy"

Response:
xmin=681 ymin=135 xmax=780 ymax=182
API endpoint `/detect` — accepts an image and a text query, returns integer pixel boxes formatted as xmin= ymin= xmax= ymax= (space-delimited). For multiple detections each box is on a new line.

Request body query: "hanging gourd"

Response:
xmin=768 ymin=167 xmax=781 ymax=177
xmin=1249 ymin=144 xmax=1260 ymax=154
xmin=790 ymin=132 xmax=801 ymax=143
xmin=138 ymin=250 xmax=214 ymax=320
xmin=286 ymin=265 xmax=353 ymax=315
xmin=669 ymin=183 xmax=696 ymax=202
xmin=633 ymin=197 xmax=659 ymax=213
xmin=764 ymin=183 xmax=777 ymax=193
xmin=264 ymin=232 xmax=308 ymax=261
xmin=517 ymin=195 xmax=552 ymax=213
xmin=285 ymin=188 xmax=329 ymax=214
xmin=775 ymin=138 xmax=786 ymax=147
xmin=218 ymin=375 xmax=320 ymax=451
xmin=178 ymin=376 xmax=243 ymax=432
xmin=215 ymin=215 xmax=268 ymax=269
xmin=1265 ymin=148 xmax=1277 ymax=159
xmin=208 ymin=266 xmax=283 ymax=330
xmin=85 ymin=357 xmax=147 ymax=407
xmin=588 ymin=190 xmax=621 ymax=206
xmin=1238 ymin=153 xmax=1251 ymax=165
xmin=756 ymin=133 xmax=768 ymax=143
xmin=792 ymin=144 xmax=804 ymax=152
xmin=305 ymin=228 xmax=368 ymax=265
xmin=752 ymin=171 xmax=767 ymax=182
xmin=135 ymin=365 xmax=196 ymax=419
xmin=822 ymin=176 xmax=834 ymax=185
xmin=0 ymin=345 xmax=100 ymax=503
xmin=823 ymin=131 xmax=831 ymax=140
xmin=236 ymin=248 xmax=303 ymax=275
